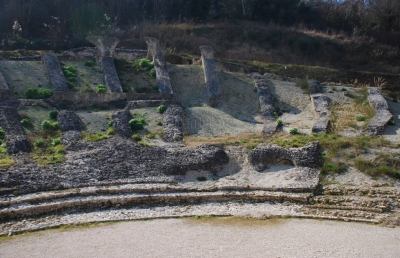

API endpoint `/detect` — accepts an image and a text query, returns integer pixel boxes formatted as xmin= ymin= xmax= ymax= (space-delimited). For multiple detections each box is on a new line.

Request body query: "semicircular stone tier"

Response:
xmin=366 ymin=87 xmax=393 ymax=136
xmin=249 ymin=142 xmax=323 ymax=172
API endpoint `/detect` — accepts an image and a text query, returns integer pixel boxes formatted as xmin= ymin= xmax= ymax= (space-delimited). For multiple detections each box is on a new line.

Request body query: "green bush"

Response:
xmin=276 ymin=119 xmax=284 ymax=127
xmin=289 ymin=128 xmax=300 ymax=135
xmin=49 ymin=110 xmax=59 ymax=120
xmin=95 ymin=84 xmax=107 ymax=94
xmin=34 ymin=138 xmax=46 ymax=148
xmin=41 ymin=120 xmax=59 ymax=132
xmin=157 ymin=104 xmax=167 ymax=114
xmin=132 ymin=58 xmax=154 ymax=72
xmin=129 ymin=115 xmax=147 ymax=132
xmin=321 ymin=162 xmax=347 ymax=175
xmin=355 ymin=114 xmax=367 ymax=122
xmin=20 ymin=118 xmax=34 ymax=129
xmin=25 ymin=88 xmax=53 ymax=99
xmin=51 ymin=138 xmax=62 ymax=146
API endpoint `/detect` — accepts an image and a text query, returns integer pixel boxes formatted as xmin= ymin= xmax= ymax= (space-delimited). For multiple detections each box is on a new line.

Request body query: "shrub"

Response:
xmin=95 ymin=84 xmax=107 ymax=94
xmin=276 ymin=119 xmax=284 ymax=127
xmin=355 ymin=114 xmax=367 ymax=122
xmin=25 ymin=88 xmax=53 ymax=99
xmin=132 ymin=134 xmax=142 ymax=142
xmin=41 ymin=120 xmax=59 ymax=132
xmin=289 ymin=128 xmax=300 ymax=135
xmin=34 ymin=138 xmax=46 ymax=148
xmin=51 ymin=138 xmax=62 ymax=146
xmin=157 ymin=104 xmax=167 ymax=114
xmin=49 ymin=110 xmax=59 ymax=120
xmin=157 ymin=121 xmax=163 ymax=126
xmin=20 ymin=118 xmax=34 ymax=129
xmin=62 ymin=65 xmax=78 ymax=89
xmin=132 ymin=58 xmax=154 ymax=72
xmin=148 ymin=67 xmax=156 ymax=78
xmin=129 ymin=115 xmax=147 ymax=131
xmin=321 ymin=162 xmax=347 ymax=175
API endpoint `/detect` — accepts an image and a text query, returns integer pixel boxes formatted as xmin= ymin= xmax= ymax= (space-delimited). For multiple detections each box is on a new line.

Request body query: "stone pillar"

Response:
xmin=42 ymin=52 xmax=69 ymax=92
xmin=145 ymin=38 xmax=173 ymax=97
xmin=311 ymin=94 xmax=332 ymax=133
xmin=252 ymin=73 xmax=278 ymax=134
xmin=0 ymin=71 xmax=9 ymax=91
xmin=101 ymin=56 xmax=123 ymax=93
xmin=366 ymin=87 xmax=393 ymax=135
xmin=200 ymin=46 xmax=221 ymax=107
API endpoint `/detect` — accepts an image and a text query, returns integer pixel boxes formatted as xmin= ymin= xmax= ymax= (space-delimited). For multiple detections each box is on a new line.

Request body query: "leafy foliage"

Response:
xmin=25 ymin=88 xmax=53 ymax=99
xmin=95 ymin=84 xmax=107 ymax=94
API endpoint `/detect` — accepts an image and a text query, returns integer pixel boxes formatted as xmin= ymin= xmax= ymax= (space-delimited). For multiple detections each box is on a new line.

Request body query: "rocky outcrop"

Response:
xmin=200 ymin=46 xmax=221 ymax=107
xmin=57 ymin=111 xmax=84 ymax=132
xmin=311 ymin=94 xmax=332 ymax=133
xmin=163 ymin=105 xmax=184 ymax=142
xmin=0 ymin=138 xmax=229 ymax=195
xmin=0 ymin=71 xmax=9 ymax=90
xmin=251 ymin=73 xmax=278 ymax=134
xmin=366 ymin=87 xmax=393 ymax=135
xmin=42 ymin=53 xmax=69 ymax=92
xmin=101 ymin=56 xmax=123 ymax=93
xmin=0 ymin=107 xmax=31 ymax=154
xmin=112 ymin=110 xmax=132 ymax=138
xmin=249 ymin=142 xmax=322 ymax=171
xmin=146 ymin=38 xmax=173 ymax=97
xmin=309 ymin=80 xmax=323 ymax=94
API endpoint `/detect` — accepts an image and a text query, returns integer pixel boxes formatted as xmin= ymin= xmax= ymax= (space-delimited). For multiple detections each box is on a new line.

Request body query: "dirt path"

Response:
xmin=1 ymin=218 xmax=399 ymax=258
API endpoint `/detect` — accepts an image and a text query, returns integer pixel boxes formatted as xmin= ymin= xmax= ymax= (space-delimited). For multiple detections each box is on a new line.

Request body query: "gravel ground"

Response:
xmin=1 ymin=218 xmax=399 ymax=258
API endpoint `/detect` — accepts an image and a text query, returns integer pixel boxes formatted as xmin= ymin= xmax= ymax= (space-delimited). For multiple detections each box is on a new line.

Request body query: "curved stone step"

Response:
xmin=311 ymin=196 xmax=393 ymax=212
xmin=0 ymin=190 xmax=312 ymax=221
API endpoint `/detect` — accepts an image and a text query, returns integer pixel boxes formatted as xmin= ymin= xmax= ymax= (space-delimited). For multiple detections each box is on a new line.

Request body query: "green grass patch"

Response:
xmin=31 ymin=134 xmax=65 ymax=166
xmin=354 ymin=154 xmax=400 ymax=179
xmin=0 ymin=145 xmax=14 ymax=169
xmin=83 ymin=128 xmax=115 ymax=142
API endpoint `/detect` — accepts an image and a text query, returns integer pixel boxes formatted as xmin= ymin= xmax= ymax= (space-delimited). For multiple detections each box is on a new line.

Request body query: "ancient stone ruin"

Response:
xmin=163 ymin=105 xmax=184 ymax=142
xmin=252 ymin=73 xmax=278 ymax=134
xmin=112 ymin=109 xmax=133 ymax=138
xmin=0 ymin=107 xmax=31 ymax=154
xmin=366 ymin=87 xmax=393 ymax=135
xmin=146 ymin=38 xmax=173 ymax=97
xmin=200 ymin=46 xmax=221 ymax=107
xmin=42 ymin=52 xmax=69 ymax=92
xmin=309 ymin=80 xmax=332 ymax=133
xmin=57 ymin=111 xmax=85 ymax=132
xmin=101 ymin=56 xmax=123 ymax=93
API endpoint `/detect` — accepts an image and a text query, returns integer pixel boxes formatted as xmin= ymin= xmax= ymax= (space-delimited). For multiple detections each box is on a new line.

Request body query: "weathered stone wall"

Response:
xmin=0 ymin=107 xmax=31 ymax=154
xmin=163 ymin=105 xmax=184 ymax=142
xmin=200 ymin=46 xmax=221 ymax=107
xmin=112 ymin=110 xmax=132 ymax=138
xmin=146 ymin=38 xmax=173 ymax=97
xmin=57 ymin=111 xmax=85 ymax=132
xmin=366 ymin=87 xmax=393 ymax=135
xmin=0 ymin=138 xmax=229 ymax=195
xmin=311 ymin=94 xmax=332 ymax=133
xmin=126 ymin=100 xmax=171 ymax=109
xmin=42 ymin=52 xmax=69 ymax=92
xmin=249 ymin=142 xmax=322 ymax=171
xmin=101 ymin=56 xmax=123 ymax=93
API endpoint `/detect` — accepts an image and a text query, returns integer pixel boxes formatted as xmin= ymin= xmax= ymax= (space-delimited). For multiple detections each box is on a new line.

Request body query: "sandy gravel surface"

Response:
xmin=1 ymin=218 xmax=399 ymax=258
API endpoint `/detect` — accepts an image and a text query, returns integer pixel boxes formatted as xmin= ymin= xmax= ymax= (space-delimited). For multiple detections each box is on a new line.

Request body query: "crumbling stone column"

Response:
xmin=252 ymin=73 xmax=278 ymax=134
xmin=366 ymin=87 xmax=393 ymax=135
xmin=0 ymin=71 xmax=9 ymax=91
xmin=200 ymin=46 xmax=221 ymax=107
xmin=112 ymin=109 xmax=132 ymax=138
xmin=311 ymin=94 xmax=332 ymax=133
xmin=0 ymin=107 xmax=31 ymax=154
xmin=57 ymin=111 xmax=85 ymax=132
xmin=146 ymin=38 xmax=173 ymax=97
xmin=163 ymin=105 xmax=184 ymax=142
xmin=101 ymin=56 xmax=123 ymax=93
xmin=42 ymin=52 xmax=69 ymax=92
